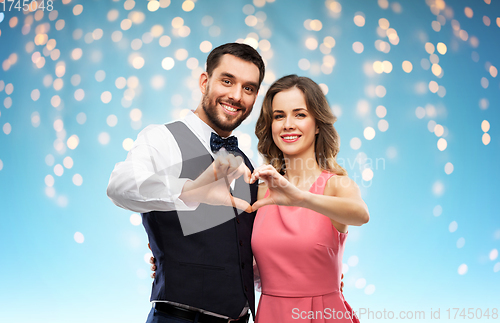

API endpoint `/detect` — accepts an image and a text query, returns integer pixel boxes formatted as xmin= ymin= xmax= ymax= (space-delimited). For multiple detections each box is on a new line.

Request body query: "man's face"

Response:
xmin=200 ymin=54 xmax=260 ymax=134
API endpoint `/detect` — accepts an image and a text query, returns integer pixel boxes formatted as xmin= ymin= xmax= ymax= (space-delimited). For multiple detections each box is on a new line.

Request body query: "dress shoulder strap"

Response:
xmin=310 ymin=171 xmax=336 ymax=195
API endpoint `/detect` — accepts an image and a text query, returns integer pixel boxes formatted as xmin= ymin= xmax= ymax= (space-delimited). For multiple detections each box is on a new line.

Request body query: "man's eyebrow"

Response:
xmin=220 ymin=72 xmax=235 ymax=79
xmin=220 ymin=72 xmax=258 ymax=89
xmin=246 ymin=81 xmax=259 ymax=89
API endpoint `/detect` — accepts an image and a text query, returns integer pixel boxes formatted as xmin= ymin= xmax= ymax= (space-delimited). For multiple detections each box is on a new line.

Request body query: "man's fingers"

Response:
xmin=148 ymin=243 xmax=151 ymax=251
xmin=150 ymin=264 xmax=156 ymax=271
xmin=149 ymin=256 xmax=155 ymax=264
xmin=215 ymin=156 xmax=230 ymax=175
xmin=212 ymin=163 xmax=218 ymax=181
xmin=221 ymin=195 xmax=252 ymax=213
xmin=228 ymin=162 xmax=250 ymax=183
xmin=227 ymin=154 xmax=240 ymax=173
xmin=242 ymin=164 xmax=252 ymax=184
xmin=235 ymin=198 xmax=252 ymax=213
xmin=151 ymin=272 xmax=155 ymax=279
xmin=223 ymin=155 xmax=246 ymax=181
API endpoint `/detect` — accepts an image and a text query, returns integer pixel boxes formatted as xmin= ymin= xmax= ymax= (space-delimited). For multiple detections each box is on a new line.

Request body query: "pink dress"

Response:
xmin=251 ymin=171 xmax=360 ymax=323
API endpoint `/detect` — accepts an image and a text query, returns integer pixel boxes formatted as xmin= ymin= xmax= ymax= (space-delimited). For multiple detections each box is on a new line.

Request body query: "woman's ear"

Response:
xmin=199 ymin=72 xmax=209 ymax=94
xmin=316 ymin=126 xmax=320 ymax=134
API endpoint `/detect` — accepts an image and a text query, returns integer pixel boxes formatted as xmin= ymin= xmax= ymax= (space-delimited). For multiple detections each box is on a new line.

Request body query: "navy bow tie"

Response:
xmin=210 ymin=132 xmax=239 ymax=153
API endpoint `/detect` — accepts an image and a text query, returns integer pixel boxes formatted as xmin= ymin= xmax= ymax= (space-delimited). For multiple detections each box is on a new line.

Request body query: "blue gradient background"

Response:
xmin=0 ymin=0 xmax=499 ymax=322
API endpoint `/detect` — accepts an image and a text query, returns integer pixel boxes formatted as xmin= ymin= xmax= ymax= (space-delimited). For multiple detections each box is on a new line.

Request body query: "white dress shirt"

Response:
xmin=107 ymin=110 xmax=249 ymax=319
xmin=107 ymin=110 xmax=225 ymax=213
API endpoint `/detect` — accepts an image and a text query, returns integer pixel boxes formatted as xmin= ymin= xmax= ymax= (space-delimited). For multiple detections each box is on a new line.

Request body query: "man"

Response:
xmin=107 ymin=43 xmax=265 ymax=322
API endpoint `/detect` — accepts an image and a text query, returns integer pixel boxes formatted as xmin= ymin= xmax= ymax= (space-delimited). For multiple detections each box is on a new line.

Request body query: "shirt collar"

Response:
xmin=182 ymin=110 xmax=255 ymax=169
xmin=182 ymin=110 xmax=226 ymax=154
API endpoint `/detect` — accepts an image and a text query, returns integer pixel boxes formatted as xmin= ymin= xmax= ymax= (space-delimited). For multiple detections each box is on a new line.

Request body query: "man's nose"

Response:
xmin=228 ymin=86 xmax=242 ymax=102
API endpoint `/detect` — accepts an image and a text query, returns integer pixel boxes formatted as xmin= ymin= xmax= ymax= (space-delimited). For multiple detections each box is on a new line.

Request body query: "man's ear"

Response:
xmin=199 ymin=72 xmax=209 ymax=94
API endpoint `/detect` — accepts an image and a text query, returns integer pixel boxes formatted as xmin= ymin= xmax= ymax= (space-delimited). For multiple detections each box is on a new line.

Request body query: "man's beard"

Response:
xmin=202 ymin=86 xmax=249 ymax=132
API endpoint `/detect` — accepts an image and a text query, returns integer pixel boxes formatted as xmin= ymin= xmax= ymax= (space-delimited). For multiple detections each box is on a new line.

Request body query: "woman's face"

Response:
xmin=271 ymin=87 xmax=319 ymax=159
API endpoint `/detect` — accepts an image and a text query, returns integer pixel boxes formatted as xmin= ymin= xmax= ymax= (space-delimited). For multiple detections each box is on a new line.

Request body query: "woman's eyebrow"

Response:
xmin=273 ymin=108 xmax=307 ymax=113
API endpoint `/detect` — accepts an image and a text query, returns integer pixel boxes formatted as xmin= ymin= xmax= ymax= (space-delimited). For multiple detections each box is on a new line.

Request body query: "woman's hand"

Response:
xmin=250 ymin=165 xmax=306 ymax=211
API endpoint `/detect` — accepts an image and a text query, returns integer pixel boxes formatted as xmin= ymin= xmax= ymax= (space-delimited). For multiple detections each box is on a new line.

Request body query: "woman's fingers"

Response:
xmin=253 ymin=169 xmax=285 ymax=188
xmin=250 ymin=165 xmax=273 ymax=183
xmin=251 ymin=197 xmax=273 ymax=212
xmin=252 ymin=171 xmax=270 ymax=186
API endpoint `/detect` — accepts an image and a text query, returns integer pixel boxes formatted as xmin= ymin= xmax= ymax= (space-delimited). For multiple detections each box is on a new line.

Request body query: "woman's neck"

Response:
xmin=283 ymin=154 xmax=322 ymax=188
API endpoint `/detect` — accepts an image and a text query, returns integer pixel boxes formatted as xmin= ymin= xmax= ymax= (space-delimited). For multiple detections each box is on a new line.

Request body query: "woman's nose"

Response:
xmin=283 ymin=116 xmax=295 ymax=129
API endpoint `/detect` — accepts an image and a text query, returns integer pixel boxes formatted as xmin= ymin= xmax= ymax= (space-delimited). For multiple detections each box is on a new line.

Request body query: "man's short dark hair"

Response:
xmin=206 ymin=43 xmax=265 ymax=88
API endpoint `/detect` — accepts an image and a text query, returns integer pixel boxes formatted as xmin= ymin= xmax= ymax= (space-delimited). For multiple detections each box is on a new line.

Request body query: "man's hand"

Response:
xmin=150 ymin=256 xmax=156 ymax=279
xmin=148 ymin=243 xmax=156 ymax=279
xmin=180 ymin=151 xmax=252 ymax=212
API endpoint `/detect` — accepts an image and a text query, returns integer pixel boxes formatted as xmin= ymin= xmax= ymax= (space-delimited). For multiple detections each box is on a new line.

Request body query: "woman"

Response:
xmin=250 ymin=75 xmax=369 ymax=322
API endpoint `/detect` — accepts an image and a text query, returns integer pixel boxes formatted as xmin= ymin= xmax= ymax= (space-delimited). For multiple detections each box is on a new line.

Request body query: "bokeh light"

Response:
xmin=74 ymin=232 xmax=85 ymax=243
xmin=67 ymin=135 xmax=79 ymax=150
xmin=364 ymin=127 xmax=376 ymax=140
xmin=350 ymin=137 xmax=362 ymax=150
xmin=352 ymin=41 xmax=364 ymax=54
xmin=73 ymin=174 xmax=83 ymax=186
xmin=458 ymin=264 xmax=468 ymax=275
xmin=130 ymin=214 xmax=142 ymax=226
xmin=354 ymin=13 xmax=365 ymax=27
xmin=0 ymin=1 xmax=499 ymax=321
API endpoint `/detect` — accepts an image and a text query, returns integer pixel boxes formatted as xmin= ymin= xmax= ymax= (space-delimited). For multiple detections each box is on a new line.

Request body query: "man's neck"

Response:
xmin=193 ymin=107 xmax=231 ymax=137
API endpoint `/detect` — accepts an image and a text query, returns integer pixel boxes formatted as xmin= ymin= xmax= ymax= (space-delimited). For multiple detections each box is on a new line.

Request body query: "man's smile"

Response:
xmin=220 ymin=102 xmax=242 ymax=115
